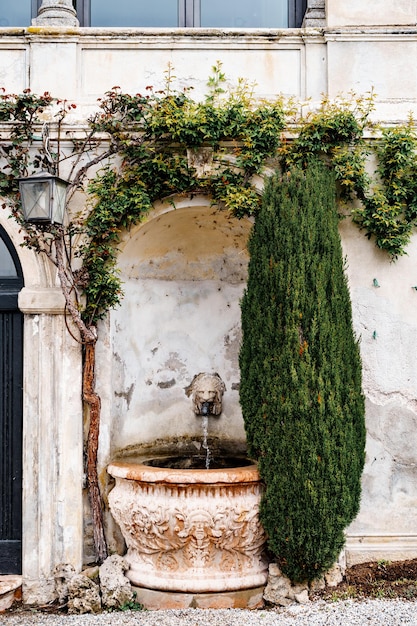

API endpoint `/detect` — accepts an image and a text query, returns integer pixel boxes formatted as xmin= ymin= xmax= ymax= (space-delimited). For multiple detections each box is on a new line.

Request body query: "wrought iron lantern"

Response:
xmin=18 ymin=172 xmax=69 ymax=225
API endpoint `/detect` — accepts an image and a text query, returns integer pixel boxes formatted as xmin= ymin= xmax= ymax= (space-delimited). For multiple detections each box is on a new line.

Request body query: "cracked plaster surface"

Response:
xmin=348 ymin=286 xmax=417 ymax=535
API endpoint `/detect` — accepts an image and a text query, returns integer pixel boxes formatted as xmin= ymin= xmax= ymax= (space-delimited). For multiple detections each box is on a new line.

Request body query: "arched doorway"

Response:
xmin=0 ymin=225 xmax=23 ymax=574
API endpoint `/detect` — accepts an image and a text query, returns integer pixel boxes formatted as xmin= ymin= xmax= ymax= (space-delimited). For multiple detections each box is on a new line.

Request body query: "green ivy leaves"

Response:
xmin=83 ymin=64 xmax=287 ymax=322
xmin=3 ymin=69 xmax=417 ymax=325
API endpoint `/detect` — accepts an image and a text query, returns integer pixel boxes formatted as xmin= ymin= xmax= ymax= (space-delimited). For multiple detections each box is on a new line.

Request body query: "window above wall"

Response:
xmin=77 ymin=0 xmax=307 ymax=28
xmin=0 ymin=0 xmax=38 ymax=27
xmin=0 ymin=0 xmax=307 ymax=29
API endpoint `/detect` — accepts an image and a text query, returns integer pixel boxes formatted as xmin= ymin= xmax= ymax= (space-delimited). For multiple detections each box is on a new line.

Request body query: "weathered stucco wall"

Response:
xmin=2 ymin=0 xmax=417 ymax=599
xmin=107 ymin=200 xmax=250 ymax=453
xmin=340 ymin=220 xmax=417 ymax=564
xmin=327 ymin=0 xmax=417 ymax=27
xmin=97 ymin=194 xmax=417 ymax=567
xmin=2 ymin=27 xmax=417 ymax=123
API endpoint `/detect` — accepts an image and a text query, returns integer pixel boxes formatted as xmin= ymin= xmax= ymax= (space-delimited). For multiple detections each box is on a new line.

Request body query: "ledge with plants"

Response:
xmin=1 ymin=64 xmax=417 ymax=575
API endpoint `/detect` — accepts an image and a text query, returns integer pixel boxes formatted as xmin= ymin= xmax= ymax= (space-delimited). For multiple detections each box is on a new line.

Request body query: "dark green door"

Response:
xmin=0 ymin=226 xmax=23 ymax=574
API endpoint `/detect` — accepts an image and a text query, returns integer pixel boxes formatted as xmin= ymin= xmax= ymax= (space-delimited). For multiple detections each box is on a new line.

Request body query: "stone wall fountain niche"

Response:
xmin=107 ymin=373 xmax=268 ymax=609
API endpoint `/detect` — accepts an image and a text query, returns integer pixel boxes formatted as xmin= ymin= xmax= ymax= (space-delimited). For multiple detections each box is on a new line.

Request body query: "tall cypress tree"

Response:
xmin=239 ymin=161 xmax=366 ymax=583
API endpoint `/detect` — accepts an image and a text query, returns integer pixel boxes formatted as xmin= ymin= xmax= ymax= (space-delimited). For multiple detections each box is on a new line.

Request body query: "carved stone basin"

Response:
xmin=107 ymin=456 xmax=268 ymax=593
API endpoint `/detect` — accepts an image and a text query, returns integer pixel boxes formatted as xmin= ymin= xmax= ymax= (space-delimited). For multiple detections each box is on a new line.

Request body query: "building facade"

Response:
xmin=1 ymin=0 xmax=417 ymax=604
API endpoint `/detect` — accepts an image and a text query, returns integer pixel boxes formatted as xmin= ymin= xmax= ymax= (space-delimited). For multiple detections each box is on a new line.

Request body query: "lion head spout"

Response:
xmin=185 ymin=373 xmax=226 ymax=416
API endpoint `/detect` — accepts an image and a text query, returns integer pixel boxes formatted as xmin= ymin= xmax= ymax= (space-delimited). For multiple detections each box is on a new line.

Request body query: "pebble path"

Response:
xmin=1 ymin=600 xmax=417 ymax=626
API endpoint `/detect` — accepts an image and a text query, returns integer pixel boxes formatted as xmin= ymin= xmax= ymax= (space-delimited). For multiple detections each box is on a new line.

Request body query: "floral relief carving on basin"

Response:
xmin=107 ymin=459 xmax=268 ymax=593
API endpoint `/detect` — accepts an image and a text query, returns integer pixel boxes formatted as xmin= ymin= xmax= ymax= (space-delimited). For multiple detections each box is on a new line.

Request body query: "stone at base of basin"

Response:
xmin=131 ymin=585 xmax=265 ymax=610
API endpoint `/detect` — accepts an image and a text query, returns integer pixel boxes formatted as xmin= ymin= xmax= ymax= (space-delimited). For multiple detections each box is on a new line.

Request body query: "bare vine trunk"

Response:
xmin=83 ymin=340 xmax=108 ymax=563
xmin=54 ymin=234 xmax=108 ymax=563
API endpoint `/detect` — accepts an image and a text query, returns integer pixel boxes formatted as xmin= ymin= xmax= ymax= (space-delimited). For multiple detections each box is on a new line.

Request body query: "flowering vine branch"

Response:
xmin=1 ymin=66 xmax=417 ymax=565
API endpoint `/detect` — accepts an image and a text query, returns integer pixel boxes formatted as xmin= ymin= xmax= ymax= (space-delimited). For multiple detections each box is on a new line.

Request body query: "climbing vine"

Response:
xmin=354 ymin=121 xmax=417 ymax=255
xmin=0 ymin=89 xmax=113 ymax=563
xmin=83 ymin=77 xmax=417 ymax=326
xmin=80 ymin=64 xmax=286 ymax=323
xmin=280 ymin=94 xmax=417 ymax=257
xmin=2 ymin=65 xmax=417 ymax=562
xmin=2 ymin=69 xmax=417 ymax=326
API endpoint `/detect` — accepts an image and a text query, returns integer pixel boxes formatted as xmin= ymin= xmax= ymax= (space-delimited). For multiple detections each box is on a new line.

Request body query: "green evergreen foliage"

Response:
xmin=2 ymin=81 xmax=417 ymax=325
xmin=239 ymin=161 xmax=366 ymax=583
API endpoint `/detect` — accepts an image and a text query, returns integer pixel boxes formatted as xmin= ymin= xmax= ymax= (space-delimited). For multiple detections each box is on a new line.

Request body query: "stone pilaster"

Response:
xmin=21 ymin=306 xmax=83 ymax=604
xmin=32 ymin=0 xmax=79 ymax=27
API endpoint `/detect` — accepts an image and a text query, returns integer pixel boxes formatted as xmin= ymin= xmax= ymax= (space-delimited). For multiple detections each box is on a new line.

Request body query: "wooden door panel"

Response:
xmin=0 ymin=226 xmax=23 ymax=574
xmin=0 ymin=310 xmax=23 ymax=574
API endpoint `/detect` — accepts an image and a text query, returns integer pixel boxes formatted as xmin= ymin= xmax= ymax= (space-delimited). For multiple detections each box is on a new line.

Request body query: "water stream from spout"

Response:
xmin=201 ymin=415 xmax=211 ymax=469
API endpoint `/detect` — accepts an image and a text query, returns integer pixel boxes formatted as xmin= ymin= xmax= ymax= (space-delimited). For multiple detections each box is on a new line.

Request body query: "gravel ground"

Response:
xmin=1 ymin=601 xmax=417 ymax=626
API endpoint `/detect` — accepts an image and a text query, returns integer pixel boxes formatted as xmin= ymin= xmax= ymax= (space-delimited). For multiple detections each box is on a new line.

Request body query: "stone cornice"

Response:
xmin=1 ymin=25 xmax=416 ymax=47
xmin=0 ymin=26 xmax=323 ymax=46
xmin=325 ymin=26 xmax=417 ymax=41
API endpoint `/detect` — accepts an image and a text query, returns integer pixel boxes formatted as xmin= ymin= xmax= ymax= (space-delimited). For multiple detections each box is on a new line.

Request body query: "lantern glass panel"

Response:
xmin=20 ymin=180 xmax=52 ymax=223
xmin=53 ymin=179 xmax=68 ymax=225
